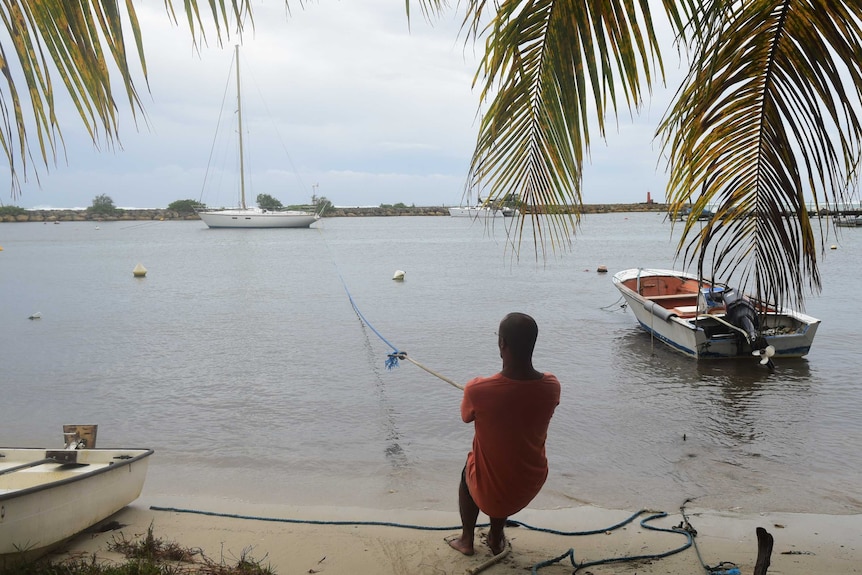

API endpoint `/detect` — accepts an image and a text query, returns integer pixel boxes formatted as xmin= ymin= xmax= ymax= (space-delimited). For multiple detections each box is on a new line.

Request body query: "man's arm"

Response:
xmin=461 ymin=382 xmax=476 ymax=423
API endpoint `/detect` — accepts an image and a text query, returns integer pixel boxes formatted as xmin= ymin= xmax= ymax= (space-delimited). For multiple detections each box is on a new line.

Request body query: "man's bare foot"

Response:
xmin=446 ymin=535 xmax=475 ymax=556
xmin=487 ymin=534 xmax=507 ymax=556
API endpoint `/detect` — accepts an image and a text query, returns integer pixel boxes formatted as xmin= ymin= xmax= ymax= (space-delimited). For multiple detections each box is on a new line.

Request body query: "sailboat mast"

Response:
xmin=235 ymin=44 xmax=247 ymax=210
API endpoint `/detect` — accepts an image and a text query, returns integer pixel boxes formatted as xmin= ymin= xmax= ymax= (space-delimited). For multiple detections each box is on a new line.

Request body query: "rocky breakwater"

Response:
xmin=2 ymin=203 xmax=670 ymax=223
xmin=324 ymin=206 xmax=450 ymax=217
xmin=1 ymin=209 xmax=200 ymax=223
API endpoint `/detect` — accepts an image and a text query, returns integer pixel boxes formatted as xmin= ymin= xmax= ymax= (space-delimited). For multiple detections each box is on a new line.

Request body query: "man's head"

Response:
xmin=498 ymin=312 xmax=538 ymax=361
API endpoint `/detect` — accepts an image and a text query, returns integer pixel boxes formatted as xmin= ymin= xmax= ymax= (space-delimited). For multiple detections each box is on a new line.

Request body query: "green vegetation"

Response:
xmin=256 ymin=194 xmax=283 ymax=210
xmin=500 ymin=194 xmax=520 ymax=209
xmin=167 ymin=199 xmax=205 ymax=213
xmin=0 ymin=205 xmax=27 ymax=217
xmin=4 ymin=524 xmax=275 ymax=575
xmin=313 ymin=196 xmax=333 ymax=214
xmin=87 ymin=194 xmax=116 ymax=215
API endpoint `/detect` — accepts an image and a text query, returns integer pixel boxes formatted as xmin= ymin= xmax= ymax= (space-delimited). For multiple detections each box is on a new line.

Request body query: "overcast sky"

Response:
xmin=4 ymin=1 xmax=681 ymax=210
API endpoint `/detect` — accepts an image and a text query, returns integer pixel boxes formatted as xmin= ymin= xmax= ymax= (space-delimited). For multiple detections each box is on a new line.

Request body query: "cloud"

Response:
xmin=4 ymin=1 xmax=680 ymax=209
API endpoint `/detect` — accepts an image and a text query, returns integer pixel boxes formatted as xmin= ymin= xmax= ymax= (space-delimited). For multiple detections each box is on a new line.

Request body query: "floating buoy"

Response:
xmin=830 ymin=245 xmax=837 ymax=250
xmin=597 ymin=265 xmax=608 ymax=273
xmin=28 ymin=312 xmax=41 ymax=320
xmin=392 ymin=270 xmax=406 ymax=281
xmin=95 ymin=226 xmax=100 ymax=230
xmin=0 ymin=245 xmax=3 ymax=251
xmin=133 ymin=263 xmax=147 ymax=277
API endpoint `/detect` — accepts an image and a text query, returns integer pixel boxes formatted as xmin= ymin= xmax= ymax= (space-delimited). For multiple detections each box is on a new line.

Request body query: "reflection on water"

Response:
xmin=597 ymin=326 xmax=851 ymax=513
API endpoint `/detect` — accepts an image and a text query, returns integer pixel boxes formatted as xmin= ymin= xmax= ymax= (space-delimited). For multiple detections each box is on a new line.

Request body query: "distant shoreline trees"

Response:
xmin=87 ymin=194 xmax=116 ymax=215
xmin=167 ymin=199 xmax=206 ymax=213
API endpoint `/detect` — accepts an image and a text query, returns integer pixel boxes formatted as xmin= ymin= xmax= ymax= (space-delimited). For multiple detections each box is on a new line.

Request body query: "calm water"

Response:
xmin=1 ymin=214 xmax=860 ymax=515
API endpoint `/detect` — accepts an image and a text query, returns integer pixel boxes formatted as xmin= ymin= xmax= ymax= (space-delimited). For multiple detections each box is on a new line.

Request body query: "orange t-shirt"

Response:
xmin=462 ymin=372 xmax=561 ymax=518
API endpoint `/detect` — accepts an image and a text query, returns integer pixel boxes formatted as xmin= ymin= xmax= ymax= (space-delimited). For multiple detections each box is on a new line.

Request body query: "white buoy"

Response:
xmin=392 ymin=270 xmax=406 ymax=281
xmin=133 ymin=263 xmax=147 ymax=277
xmin=28 ymin=312 xmax=41 ymax=320
xmin=597 ymin=265 xmax=608 ymax=273
xmin=830 ymin=244 xmax=837 ymax=250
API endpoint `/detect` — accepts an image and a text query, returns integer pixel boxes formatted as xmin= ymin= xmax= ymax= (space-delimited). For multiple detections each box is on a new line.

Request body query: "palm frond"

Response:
xmin=660 ymin=0 xmax=862 ymax=310
xmin=459 ymin=0 xmax=668 ymax=259
xmin=0 ymin=0 xmax=254 ymax=199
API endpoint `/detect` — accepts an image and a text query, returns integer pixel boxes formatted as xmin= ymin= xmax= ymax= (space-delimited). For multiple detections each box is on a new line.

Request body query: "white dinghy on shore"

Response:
xmin=0 ymin=425 xmax=153 ymax=567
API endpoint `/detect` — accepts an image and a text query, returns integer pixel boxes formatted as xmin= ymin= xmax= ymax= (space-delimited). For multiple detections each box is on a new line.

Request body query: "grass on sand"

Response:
xmin=4 ymin=524 xmax=276 ymax=575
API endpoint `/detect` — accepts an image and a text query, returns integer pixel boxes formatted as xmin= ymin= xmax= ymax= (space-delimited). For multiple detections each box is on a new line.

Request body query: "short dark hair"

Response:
xmin=498 ymin=312 xmax=538 ymax=358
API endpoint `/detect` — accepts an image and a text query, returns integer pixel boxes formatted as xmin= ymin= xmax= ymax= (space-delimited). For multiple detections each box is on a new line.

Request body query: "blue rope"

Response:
xmin=318 ymin=227 xmax=403 ymax=369
xmin=337 ymin=274 xmax=402 ymax=369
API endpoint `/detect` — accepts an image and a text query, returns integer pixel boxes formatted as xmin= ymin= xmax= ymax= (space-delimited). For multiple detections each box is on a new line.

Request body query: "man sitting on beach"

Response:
xmin=448 ymin=312 xmax=561 ymax=557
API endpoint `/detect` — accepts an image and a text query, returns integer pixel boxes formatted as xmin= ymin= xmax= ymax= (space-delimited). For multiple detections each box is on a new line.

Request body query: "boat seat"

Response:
xmin=646 ymin=293 xmax=699 ymax=301
xmin=672 ymin=305 xmax=700 ymax=318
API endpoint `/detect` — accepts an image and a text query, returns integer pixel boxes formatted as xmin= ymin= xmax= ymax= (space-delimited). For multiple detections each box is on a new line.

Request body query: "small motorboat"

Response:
xmin=833 ymin=214 xmax=862 ymax=227
xmin=613 ymin=268 xmax=820 ymax=362
xmin=0 ymin=426 xmax=153 ymax=567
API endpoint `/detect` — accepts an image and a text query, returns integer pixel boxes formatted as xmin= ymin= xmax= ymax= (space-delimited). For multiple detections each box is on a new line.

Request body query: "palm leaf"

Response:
xmin=455 ymin=0 xmax=672 ymax=259
xmin=0 ymin=0 xmax=253 ymax=199
xmin=660 ymin=0 xmax=862 ymax=310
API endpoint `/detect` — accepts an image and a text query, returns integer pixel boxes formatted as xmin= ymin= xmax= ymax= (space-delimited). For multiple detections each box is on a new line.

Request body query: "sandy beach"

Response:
xmin=47 ymin=495 xmax=860 ymax=575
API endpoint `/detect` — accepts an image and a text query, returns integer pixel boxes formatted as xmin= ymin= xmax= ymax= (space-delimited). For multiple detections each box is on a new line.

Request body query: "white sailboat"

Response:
xmin=448 ymin=189 xmax=518 ymax=218
xmin=197 ymin=46 xmax=319 ymax=229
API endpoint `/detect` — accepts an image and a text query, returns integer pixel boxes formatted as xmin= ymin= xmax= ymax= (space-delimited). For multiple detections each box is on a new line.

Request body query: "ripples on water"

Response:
xmin=1 ymin=214 xmax=860 ymax=515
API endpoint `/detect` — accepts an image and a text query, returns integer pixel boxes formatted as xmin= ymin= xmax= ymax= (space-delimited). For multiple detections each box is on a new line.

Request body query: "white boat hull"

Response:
xmin=0 ymin=448 xmax=153 ymax=565
xmin=449 ymin=206 xmax=504 ymax=218
xmin=834 ymin=215 xmax=862 ymax=227
xmin=613 ymin=268 xmax=820 ymax=359
xmin=198 ymin=208 xmax=319 ymax=229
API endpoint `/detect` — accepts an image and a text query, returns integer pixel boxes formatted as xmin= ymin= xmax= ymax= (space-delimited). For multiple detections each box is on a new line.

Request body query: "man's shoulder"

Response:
xmin=465 ymin=373 xmax=504 ymax=388
xmin=541 ymin=372 xmax=561 ymax=386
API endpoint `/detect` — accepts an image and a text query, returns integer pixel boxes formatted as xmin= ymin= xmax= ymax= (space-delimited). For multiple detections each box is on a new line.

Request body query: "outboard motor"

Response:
xmin=723 ymin=289 xmax=775 ymax=370
xmin=722 ymin=288 xmax=763 ymax=350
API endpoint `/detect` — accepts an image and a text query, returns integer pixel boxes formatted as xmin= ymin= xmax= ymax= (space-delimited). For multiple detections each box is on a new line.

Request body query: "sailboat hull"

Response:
xmin=198 ymin=208 xmax=319 ymax=229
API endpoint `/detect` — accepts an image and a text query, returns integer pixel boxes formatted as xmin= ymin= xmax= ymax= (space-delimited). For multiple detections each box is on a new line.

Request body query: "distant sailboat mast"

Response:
xmin=196 ymin=44 xmax=319 ymax=228
xmin=235 ymin=44 xmax=247 ymax=211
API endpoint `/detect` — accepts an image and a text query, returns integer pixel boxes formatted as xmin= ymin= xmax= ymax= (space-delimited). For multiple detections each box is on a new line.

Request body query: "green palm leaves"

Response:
xmin=462 ymin=0 xmax=667 ymax=255
xmin=661 ymin=0 xmax=862 ymax=309
xmin=461 ymin=0 xmax=862 ymax=307
xmin=0 ymin=0 xmax=250 ymax=197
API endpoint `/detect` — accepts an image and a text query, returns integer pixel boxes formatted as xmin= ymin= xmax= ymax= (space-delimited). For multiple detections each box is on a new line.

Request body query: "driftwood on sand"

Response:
xmin=754 ymin=527 xmax=774 ymax=575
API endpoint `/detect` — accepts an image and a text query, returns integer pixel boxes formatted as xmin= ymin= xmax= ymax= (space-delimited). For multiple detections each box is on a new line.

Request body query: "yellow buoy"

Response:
xmin=133 ymin=263 xmax=147 ymax=277
xmin=830 ymin=245 xmax=837 ymax=250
